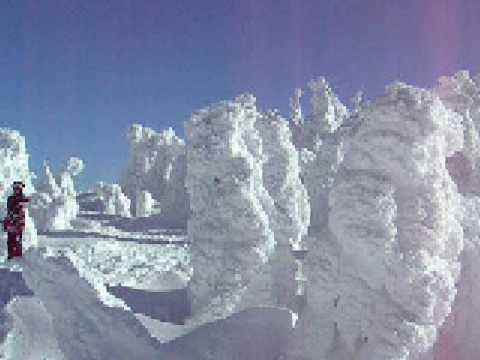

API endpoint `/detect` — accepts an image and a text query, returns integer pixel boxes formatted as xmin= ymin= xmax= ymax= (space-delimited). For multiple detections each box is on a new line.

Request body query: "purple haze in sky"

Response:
xmin=0 ymin=0 xmax=478 ymax=190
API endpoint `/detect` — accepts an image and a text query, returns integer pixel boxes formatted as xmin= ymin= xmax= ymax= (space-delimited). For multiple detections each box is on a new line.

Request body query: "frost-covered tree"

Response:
xmin=290 ymin=88 xmax=304 ymax=126
xmin=184 ymin=94 xmax=276 ymax=327
xmin=286 ymin=83 xmax=464 ymax=360
xmin=94 ymin=181 xmax=131 ymax=217
xmin=289 ymin=78 xmax=349 ymax=234
xmin=59 ymin=157 xmax=84 ymax=197
xmin=30 ymin=157 xmax=83 ymax=231
xmin=135 ymin=190 xmax=155 ymax=218
xmin=122 ymin=124 xmax=188 ymax=228
xmin=426 ymin=71 xmax=480 ymax=360
xmin=255 ymin=110 xmax=310 ymax=307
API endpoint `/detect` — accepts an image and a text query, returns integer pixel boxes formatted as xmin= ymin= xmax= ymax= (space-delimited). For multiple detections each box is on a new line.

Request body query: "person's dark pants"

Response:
xmin=7 ymin=231 xmax=22 ymax=258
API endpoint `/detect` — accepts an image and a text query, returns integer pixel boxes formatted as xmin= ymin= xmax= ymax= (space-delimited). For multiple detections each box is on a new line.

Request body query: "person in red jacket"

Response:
xmin=3 ymin=181 xmax=29 ymax=260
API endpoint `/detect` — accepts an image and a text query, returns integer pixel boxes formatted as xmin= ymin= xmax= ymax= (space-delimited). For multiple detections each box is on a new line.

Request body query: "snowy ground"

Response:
xmin=0 ymin=213 xmax=294 ymax=360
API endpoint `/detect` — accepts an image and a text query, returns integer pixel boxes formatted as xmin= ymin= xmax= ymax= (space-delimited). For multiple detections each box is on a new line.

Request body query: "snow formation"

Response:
xmin=122 ymin=124 xmax=188 ymax=228
xmin=0 ymin=128 xmax=37 ymax=252
xmin=427 ymin=71 xmax=480 ymax=360
xmin=30 ymin=158 xmax=83 ymax=231
xmin=136 ymin=190 xmax=157 ymax=218
xmin=289 ymin=77 xmax=349 ymax=234
xmin=184 ymin=94 xmax=277 ymax=327
xmin=94 ymin=181 xmax=131 ymax=217
xmin=287 ymin=82 xmax=465 ymax=360
xmin=254 ymin=110 xmax=310 ymax=307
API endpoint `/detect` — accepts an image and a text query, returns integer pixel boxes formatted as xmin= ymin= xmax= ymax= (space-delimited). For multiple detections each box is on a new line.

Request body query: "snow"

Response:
xmin=122 ymin=124 xmax=188 ymax=227
xmin=0 ymin=128 xmax=37 ymax=252
xmin=135 ymin=190 xmax=156 ymax=217
xmin=94 ymin=181 xmax=131 ymax=217
xmin=255 ymin=110 xmax=310 ymax=308
xmin=184 ymin=94 xmax=277 ymax=327
xmin=29 ymin=158 xmax=83 ymax=232
xmin=3 ymin=70 xmax=480 ymax=359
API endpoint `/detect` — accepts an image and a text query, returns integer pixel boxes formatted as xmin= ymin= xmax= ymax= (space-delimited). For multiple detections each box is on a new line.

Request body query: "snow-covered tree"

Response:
xmin=94 ymin=181 xmax=131 ymax=217
xmin=122 ymin=124 xmax=188 ymax=228
xmin=184 ymin=94 xmax=276 ymax=327
xmin=255 ymin=110 xmax=310 ymax=307
xmin=135 ymin=190 xmax=155 ymax=218
xmin=426 ymin=70 xmax=480 ymax=360
xmin=287 ymin=82 xmax=465 ymax=360
xmin=30 ymin=157 xmax=83 ymax=231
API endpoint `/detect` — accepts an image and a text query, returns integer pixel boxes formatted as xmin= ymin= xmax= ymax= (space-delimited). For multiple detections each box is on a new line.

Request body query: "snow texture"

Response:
xmin=184 ymin=94 xmax=276 ymax=327
xmin=255 ymin=110 xmax=310 ymax=308
xmin=5 ymin=72 xmax=480 ymax=359
xmin=427 ymin=71 xmax=480 ymax=360
xmin=94 ymin=181 xmax=131 ymax=217
xmin=289 ymin=78 xmax=349 ymax=234
xmin=30 ymin=158 xmax=83 ymax=232
xmin=136 ymin=190 xmax=156 ymax=218
xmin=122 ymin=124 xmax=188 ymax=228
xmin=286 ymin=82 xmax=465 ymax=360
xmin=0 ymin=128 xmax=37 ymax=252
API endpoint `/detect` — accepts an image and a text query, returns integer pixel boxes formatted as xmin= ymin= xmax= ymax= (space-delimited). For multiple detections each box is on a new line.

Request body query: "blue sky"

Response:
xmin=1 ymin=0 xmax=479 ymax=191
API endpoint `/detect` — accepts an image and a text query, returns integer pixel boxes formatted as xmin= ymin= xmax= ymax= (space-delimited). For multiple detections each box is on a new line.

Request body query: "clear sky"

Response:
xmin=1 ymin=0 xmax=479 ymax=191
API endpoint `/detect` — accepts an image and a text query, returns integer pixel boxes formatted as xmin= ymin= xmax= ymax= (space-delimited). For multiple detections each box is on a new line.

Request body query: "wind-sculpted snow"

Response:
xmin=30 ymin=158 xmax=83 ymax=231
xmin=289 ymin=78 xmax=349 ymax=234
xmin=0 ymin=128 xmax=37 ymax=252
xmin=122 ymin=124 xmax=188 ymax=227
xmin=426 ymin=71 xmax=480 ymax=360
xmin=433 ymin=71 xmax=480 ymax=195
xmin=184 ymin=94 xmax=276 ymax=327
xmin=427 ymin=196 xmax=480 ymax=360
xmin=288 ymin=83 xmax=465 ymax=360
xmin=94 ymin=181 xmax=131 ymax=217
xmin=255 ymin=110 xmax=310 ymax=307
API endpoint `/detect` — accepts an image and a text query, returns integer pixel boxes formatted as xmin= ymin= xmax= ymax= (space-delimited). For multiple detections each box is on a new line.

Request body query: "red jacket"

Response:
xmin=4 ymin=194 xmax=29 ymax=233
